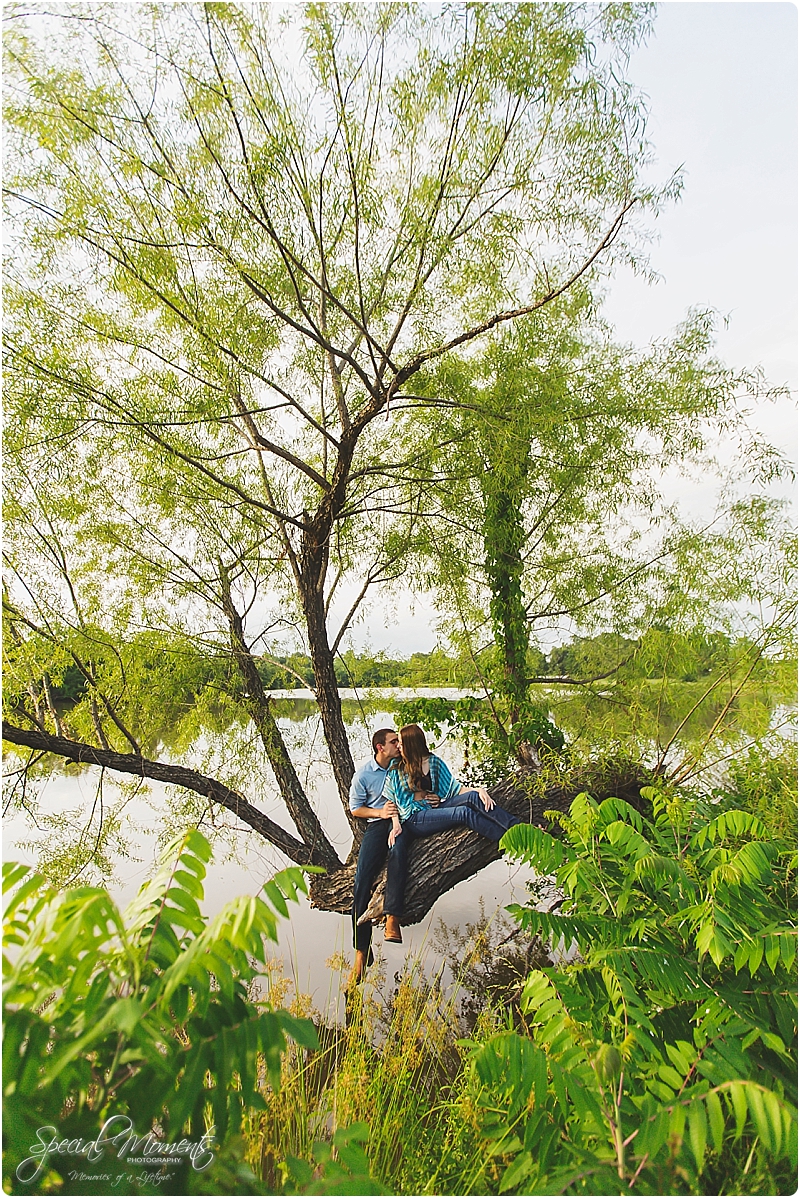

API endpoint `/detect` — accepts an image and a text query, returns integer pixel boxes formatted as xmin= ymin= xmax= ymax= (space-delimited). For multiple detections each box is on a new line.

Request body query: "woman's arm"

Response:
xmin=388 ymin=812 xmax=403 ymax=846
xmin=385 ymin=766 xmax=414 ymax=821
xmin=462 ymin=783 xmax=495 ymax=810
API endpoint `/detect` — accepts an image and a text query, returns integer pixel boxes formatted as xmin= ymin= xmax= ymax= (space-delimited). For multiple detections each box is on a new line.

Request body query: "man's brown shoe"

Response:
xmin=384 ymin=915 xmax=402 ymax=943
xmin=348 ymin=948 xmax=368 ymax=988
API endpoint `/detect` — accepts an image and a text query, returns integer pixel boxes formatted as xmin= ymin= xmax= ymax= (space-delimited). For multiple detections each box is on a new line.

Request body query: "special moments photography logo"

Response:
xmin=15 ymin=1117 xmax=215 ymax=1188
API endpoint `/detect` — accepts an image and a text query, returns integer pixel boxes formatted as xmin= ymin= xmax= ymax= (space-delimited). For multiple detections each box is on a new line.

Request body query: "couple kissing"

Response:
xmin=348 ymin=724 xmax=521 ymax=984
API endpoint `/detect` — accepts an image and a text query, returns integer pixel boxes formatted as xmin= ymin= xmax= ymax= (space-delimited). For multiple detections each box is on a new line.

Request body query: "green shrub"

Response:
xmin=720 ymin=739 xmax=797 ymax=842
xmin=471 ymin=788 xmax=798 ymax=1194
xmin=3 ymin=831 xmax=319 ymax=1195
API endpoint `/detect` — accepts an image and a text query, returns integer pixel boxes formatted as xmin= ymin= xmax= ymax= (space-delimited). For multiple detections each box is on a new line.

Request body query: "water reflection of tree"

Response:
xmin=554 ymin=680 xmax=793 ymax=754
xmin=432 ymin=903 xmax=551 ymax=1035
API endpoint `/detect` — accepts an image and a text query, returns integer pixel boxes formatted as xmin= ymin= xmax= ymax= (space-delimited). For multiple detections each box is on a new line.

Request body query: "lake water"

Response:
xmin=2 ymin=694 xmax=539 ymax=1020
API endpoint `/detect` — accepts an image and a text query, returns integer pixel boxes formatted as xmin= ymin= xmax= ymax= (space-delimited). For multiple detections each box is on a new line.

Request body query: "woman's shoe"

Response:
xmin=384 ymin=915 xmax=403 ymax=943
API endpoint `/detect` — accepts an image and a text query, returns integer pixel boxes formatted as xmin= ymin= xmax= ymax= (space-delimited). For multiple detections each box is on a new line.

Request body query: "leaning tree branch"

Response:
xmin=218 ymin=565 xmax=342 ymax=871
xmin=1 ymin=721 xmax=322 ymax=867
xmin=229 ymin=390 xmax=331 ymax=491
xmin=526 ymin=655 xmax=637 ymax=687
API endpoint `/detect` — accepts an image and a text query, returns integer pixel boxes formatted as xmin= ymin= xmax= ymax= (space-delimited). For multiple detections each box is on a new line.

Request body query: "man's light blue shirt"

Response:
xmin=349 ymin=755 xmax=389 ymax=819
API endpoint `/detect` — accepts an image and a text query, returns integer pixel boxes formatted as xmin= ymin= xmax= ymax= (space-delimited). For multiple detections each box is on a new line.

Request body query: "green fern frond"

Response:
xmin=596 ymin=796 xmax=648 ymax=832
xmin=502 ymin=822 xmax=575 ymax=869
xmin=602 ymin=820 xmax=653 ymax=860
xmin=691 ymin=808 xmax=768 ymax=849
xmin=633 ymin=853 xmax=696 ymax=894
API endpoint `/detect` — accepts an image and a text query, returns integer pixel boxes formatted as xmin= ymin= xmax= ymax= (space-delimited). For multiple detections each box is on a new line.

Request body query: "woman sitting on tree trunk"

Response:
xmin=384 ymin=724 xmax=521 ymax=848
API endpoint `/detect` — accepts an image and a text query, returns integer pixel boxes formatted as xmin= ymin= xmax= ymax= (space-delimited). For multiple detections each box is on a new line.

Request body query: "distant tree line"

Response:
xmin=41 ymin=627 xmax=788 ymax=711
xmin=246 ymin=627 xmax=793 ymax=691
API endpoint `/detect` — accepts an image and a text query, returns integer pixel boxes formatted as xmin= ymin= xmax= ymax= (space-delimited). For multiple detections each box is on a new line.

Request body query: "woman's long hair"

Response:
xmin=398 ymin=724 xmax=430 ymax=791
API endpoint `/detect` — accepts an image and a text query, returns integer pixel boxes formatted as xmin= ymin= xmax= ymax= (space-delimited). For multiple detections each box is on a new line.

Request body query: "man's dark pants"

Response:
xmin=352 ymin=818 xmax=409 ymax=962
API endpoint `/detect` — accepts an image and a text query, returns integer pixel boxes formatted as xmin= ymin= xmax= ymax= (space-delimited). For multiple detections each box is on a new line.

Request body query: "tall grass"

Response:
xmin=244 ymin=923 xmax=532 ymax=1195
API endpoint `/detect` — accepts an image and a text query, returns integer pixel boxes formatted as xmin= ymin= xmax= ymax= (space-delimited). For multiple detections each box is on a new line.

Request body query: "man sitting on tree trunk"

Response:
xmin=349 ymin=728 xmax=407 ymax=984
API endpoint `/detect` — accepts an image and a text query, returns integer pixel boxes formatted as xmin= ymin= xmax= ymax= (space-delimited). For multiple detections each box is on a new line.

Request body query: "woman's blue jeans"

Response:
xmin=402 ymin=790 xmax=520 ymax=841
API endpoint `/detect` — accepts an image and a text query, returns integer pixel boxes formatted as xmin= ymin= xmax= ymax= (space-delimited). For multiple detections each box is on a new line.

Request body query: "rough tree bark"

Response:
xmin=308 ymin=767 xmax=651 ymax=925
xmin=220 ymin=568 xmax=342 ymax=871
xmin=298 ymin=562 xmax=357 ymax=833
xmin=296 ymin=425 xmax=374 ymax=827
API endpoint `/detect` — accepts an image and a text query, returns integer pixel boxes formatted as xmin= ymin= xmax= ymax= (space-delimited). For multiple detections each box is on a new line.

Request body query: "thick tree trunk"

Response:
xmin=302 ymin=585 xmax=356 ymax=818
xmin=220 ymin=569 xmax=342 ymax=871
xmin=298 ymin=519 xmax=357 ymax=833
xmin=308 ymin=768 xmax=651 ymax=924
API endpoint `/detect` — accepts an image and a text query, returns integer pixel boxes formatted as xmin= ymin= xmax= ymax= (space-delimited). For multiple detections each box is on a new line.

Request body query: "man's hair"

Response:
xmin=372 ymin=727 xmax=396 ymax=752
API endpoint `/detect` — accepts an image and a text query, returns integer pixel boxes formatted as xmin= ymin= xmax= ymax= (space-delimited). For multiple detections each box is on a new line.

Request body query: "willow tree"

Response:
xmin=4 ymin=2 xmax=667 ymax=908
xmin=404 ymin=301 xmax=793 ymax=775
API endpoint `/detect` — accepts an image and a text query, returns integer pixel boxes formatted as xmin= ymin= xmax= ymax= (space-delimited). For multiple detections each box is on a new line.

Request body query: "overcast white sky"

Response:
xmin=603 ymin=2 xmax=797 ymax=429
xmin=349 ymin=0 xmax=798 ymax=657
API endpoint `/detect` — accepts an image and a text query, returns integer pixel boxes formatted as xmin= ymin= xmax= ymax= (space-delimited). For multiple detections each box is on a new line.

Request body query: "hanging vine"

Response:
xmin=481 ymin=465 xmax=564 ymax=764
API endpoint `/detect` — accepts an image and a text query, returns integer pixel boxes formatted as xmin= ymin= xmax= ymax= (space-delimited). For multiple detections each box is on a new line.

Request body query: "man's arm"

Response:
xmin=351 ymin=801 xmax=398 ymax=820
xmin=349 ymin=765 xmax=398 ymax=821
